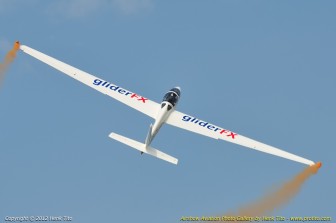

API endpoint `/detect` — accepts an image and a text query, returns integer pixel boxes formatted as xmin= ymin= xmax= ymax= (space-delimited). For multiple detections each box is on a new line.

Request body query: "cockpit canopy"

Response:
xmin=170 ymin=87 xmax=181 ymax=97
xmin=162 ymin=87 xmax=181 ymax=107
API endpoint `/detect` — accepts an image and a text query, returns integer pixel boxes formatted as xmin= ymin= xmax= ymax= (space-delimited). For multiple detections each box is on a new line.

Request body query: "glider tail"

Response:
xmin=109 ymin=132 xmax=178 ymax=165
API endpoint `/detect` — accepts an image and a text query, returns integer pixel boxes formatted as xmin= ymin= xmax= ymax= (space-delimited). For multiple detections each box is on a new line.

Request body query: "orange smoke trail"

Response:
xmin=0 ymin=41 xmax=20 ymax=85
xmin=220 ymin=162 xmax=322 ymax=221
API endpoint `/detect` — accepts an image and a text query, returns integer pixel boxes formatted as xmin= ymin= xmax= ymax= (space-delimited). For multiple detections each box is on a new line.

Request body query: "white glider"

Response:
xmin=20 ymin=44 xmax=315 ymax=166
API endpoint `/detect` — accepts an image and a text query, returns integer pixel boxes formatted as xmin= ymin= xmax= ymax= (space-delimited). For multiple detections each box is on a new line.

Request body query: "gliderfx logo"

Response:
xmin=93 ymin=79 xmax=148 ymax=103
xmin=182 ymin=115 xmax=238 ymax=139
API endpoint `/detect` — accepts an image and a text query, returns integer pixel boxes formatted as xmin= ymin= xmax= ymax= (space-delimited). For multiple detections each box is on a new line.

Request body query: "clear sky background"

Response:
xmin=0 ymin=1 xmax=335 ymax=222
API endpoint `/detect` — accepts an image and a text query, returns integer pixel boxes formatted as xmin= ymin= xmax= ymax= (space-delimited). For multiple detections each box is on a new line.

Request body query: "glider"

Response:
xmin=20 ymin=43 xmax=315 ymax=166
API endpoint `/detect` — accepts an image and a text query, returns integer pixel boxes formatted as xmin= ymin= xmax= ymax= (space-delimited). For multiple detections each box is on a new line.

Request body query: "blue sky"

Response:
xmin=0 ymin=1 xmax=335 ymax=222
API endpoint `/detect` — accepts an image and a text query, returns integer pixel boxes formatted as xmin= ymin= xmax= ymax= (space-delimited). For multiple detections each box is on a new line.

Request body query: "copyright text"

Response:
xmin=4 ymin=216 xmax=72 ymax=222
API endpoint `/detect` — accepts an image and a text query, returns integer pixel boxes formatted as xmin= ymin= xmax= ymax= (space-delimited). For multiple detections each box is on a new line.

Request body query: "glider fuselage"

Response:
xmin=146 ymin=87 xmax=181 ymax=146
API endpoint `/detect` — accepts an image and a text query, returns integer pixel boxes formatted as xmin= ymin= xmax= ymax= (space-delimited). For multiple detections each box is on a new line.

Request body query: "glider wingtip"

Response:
xmin=309 ymin=161 xmax=322 ymax=169
xmin=14 ymin=41 xmax=20 ymax=50
xmin=316 ymin=161 xmax=322 ymax=169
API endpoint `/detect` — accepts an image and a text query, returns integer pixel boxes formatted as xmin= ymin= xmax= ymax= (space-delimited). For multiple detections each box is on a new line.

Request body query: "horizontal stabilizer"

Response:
xmin=109 ymin=132 xmax=178 ymax=165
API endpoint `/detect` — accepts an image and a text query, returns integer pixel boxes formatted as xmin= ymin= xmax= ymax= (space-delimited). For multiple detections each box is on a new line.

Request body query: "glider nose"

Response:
xmin=175 ymin=86 xmax=181 ymax=91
